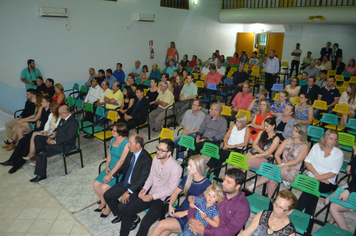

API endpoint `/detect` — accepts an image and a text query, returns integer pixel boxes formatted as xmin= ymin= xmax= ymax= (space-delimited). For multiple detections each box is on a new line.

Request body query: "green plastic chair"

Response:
xmin=307 ymin=125 xmax=324 ymax=146
xmin=73 ymin=83 xmax=79 ymax=91
xmin=226 ymin=152 xmax=249 ymax=188
xmin=186 ymin=67 xmax=193 ymax=73
xmin=200 ymin=142 xmax=220 ymax=160
xmin=313 ymin=223 xmax=353 ymax=236
xmin=338 ymin=132 xmax=355 ymax=154
xmin=177 ymin=135 xmax=196 ymax=151
xmin=80 ymin=85 xmax=87 ymax=94
xmin=289 ymin=174 xmax=320 ymax=235
xmin=135 ymin=78 xmax=142 ymax=85
xmin=231 ymin=63 xmax=239 ymax=68
xmin=319 ymin=113 xmax=339 ymax=130
xmin=121 ymin=83 xmax=126 ymax=91
xmin=144 ymin=79 xmax=151 ymax=87
xmin=82 ymin=107 xmax=105 ymax=135
xmin=79 ymin=103 xmax=94 ymax=129
xmin=246 ymin=162 xmax=282 ymax=213
xmin=157 ymin=68 xmax=161 ymax=73
xmin=345 ymin=118 xmax=356 ymax=135
xmin=222 ymin=62 xmax=229 ymax=67
xmin=74 ymin=99 xmax=85 ymax=122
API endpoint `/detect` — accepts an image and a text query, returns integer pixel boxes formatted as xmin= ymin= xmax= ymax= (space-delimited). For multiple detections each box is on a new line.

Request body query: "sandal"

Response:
xmin=4 ymin=138 xmax=16 ymax=145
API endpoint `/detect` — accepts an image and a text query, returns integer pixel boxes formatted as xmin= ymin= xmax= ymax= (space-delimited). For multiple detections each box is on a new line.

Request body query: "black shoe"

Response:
xmin=83 ymin=134 xmax=94 ymax=139
xmin=130 ymin=216 xmax=141 ymax=231
xmin=30 ymin=175 xmax=47 ymax=182
xmin=30 ymin=151 xmax=47 ymax=161
xmin=100 ymin=213 xmax=108 ymax=218
xmin=111 ymin=215 xmax=122 ymax=224
xmin=8 ymin=166 xmax=18 ymax=174
xmin=94 ymin=206 xmax=105 ymax=212
xmin=0 ymin=160 xmax=14 ymax=166
xmin=179 ymin=147 xmax=187 ymax=152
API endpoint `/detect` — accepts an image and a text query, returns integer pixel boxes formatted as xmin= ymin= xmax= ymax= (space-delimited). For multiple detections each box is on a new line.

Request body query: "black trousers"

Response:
xmin=207 ymin=149 xmax=242 ymax=178
xmin=120 ymin=196 xmax=165 ymax=236
xmin=8 ymin=132 xmax=33 ymax=171
xmin=117 ymin=118 xmax=144 ymax=131
xmin=265 ymin=73 xmax=276 ymax=97
xmin=296 ymin=181 xmax=337 ymax=215
xmin=103 ymin=182 xmax=138 ymax=216
xmin=290 ymin=60 xmax=300 ymax=77
xmin=33 ymin=135 xmax=65 ymax=177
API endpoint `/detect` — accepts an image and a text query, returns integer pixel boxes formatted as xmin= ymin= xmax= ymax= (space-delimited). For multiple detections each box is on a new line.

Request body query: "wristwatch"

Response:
xmin=127 ymin=190 xmax=132 ymax=194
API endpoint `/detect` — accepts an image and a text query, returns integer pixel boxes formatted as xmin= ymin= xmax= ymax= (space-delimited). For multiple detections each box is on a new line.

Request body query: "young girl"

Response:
xmin=183 ymin=185 xmax=224 ymax=236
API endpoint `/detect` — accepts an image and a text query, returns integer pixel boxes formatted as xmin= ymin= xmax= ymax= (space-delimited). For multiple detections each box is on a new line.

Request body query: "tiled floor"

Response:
xmin=1 ymin=119 xmax=356 ymax=235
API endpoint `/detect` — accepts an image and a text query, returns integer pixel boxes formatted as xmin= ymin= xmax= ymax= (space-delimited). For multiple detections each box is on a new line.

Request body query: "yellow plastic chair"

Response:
xmin=196 ymin=81 xmax=204 ymax=89
xmin=327 ymin=70 xmax=336 ymax=78
xmin=158 ymin=128 xmax=173 ymax=141
xmin=244 ymin=65 xmax=249 ymax=73
xmin=184 ymin=79 xmax=188 ymax=84
xmin=315 ymin=77 xmax=320 ymax=80
xmin=221 ymin=105 xmax=232 ymax=117
xmin=192 ymin=73 xmax=199 ymax=80
xmin=291 ymin=96 xmax=300 ymax=105
xmin=143 ymin=88 xmax=148 ymax=96
xmin=297 ymin=75 xmax=301 ymax=80
xmin=312 ymin=100 xmax=327 ymax=110
xmin=273 ymin=93 xmax=280 ymax=101
xmin=200 ymin=74 xmax=207 ymax=81
xmin=337 ymin=86 xmax=346 ymax=94
xmin=280 ymin=61 xmax=289 ymax=74
xmin=335 ymin=75 xmax=344 ymax=83
xmin=236 ymin=109 xmax=251 ymax=121
xmin=252 ymin=66 xmax=260 ymax=71
xmin=227 ymin=68 xmax=237 ymax=77
xmin=349 ymin=77 xmax=356 ymax=83
xmin=341 ymin=82 xmax=349 ymax=87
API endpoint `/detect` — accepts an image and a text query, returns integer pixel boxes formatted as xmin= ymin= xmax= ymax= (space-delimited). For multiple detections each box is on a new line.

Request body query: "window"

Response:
xmin=160 ymin=0 xmax=189 ymax=10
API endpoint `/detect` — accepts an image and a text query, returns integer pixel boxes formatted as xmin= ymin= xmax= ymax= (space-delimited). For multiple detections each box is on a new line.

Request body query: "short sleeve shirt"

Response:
xmin=21 ymin=67 xmax=42 ymax=89
xmin=181 ymin=82 xmax=198 ymax=98
xmin=194 ymin=196 xmax=220 ymax=227
xmin=156 ymin=90 xmax=174 ymax=109
xmin=105 ymin=90 xmax=123 ymax=110
xmin=318 ymin=86 xmax=340 ymax=105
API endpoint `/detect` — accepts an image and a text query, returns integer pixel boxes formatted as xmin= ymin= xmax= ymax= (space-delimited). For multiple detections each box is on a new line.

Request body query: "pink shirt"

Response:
xmin=345 ymin=65 xmax=356 ymax=76
xmin=205 ymin=71 xmax=221 ymax=86
xmin=232 ymin=92 xmax=254 ymax=110
xmin=143 ymin=156 xmax=182 ymax=201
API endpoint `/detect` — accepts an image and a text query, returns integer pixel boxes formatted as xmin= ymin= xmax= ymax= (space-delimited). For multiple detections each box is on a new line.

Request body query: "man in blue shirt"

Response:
xmin=263 ymin=49 xmax=280 ymax=96
xmin=21 ymin=59 xmax=42 ymax=90
xmin=149 ymin=63 xmax=161 ymax=81
xmin=314 ymin=77 xmax=340 ymax=120
xmin=113 ymin=63 xmax=125 ymax=85
xmin=130 ymin=61 xmax=142 ymax=78
xmin=104 ymin=69 xmax=117 ymax=89
xmin=166 ymin=59 xmax=177 ymax=77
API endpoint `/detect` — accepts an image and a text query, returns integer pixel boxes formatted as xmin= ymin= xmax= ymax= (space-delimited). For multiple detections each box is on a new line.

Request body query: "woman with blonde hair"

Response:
xmin=271 ymin=91 xmax=291 ymax=117
xmin=338 ymin=83 xmax=356 ymax=126
xmin=247 ymin=99 xmax=273 ymax=141
xmin=247 ymin=123 xmax=309 ymax=196
xmin=149 ymin=155 xmax=211 ymax=236
xmin=296 ymin=129 xmax=344 ymax=215
xmin=53 ymin=83 xmax=65 ymax=105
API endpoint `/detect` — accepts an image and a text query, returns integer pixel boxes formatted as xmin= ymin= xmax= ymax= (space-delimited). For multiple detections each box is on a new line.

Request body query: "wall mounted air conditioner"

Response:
xmin=38 ymin=6 xmax=68 ymax=18
xmin=135 ymin=13 xmax=155 ymax=22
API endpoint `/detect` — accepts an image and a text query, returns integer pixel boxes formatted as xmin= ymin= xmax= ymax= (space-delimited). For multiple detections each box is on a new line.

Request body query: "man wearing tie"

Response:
xmin=299 ymin=76 xmax=320 ymax=104
xmin=29 ymin=105 xmax=78 ymax=182
xmin=117 ymin=87 xmax=149 ymax=131
xmin=331 ymin=43 xmax=342 ymax=63
xmin=103 ymin=134 xmax=152 ymax=225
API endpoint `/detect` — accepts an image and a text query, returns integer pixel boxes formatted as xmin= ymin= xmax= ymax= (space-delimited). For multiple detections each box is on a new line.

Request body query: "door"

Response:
xmin=267 ymin=33 xmax=285 ymax=61
xmin=236 ymin=33 xmax=255 ymax=58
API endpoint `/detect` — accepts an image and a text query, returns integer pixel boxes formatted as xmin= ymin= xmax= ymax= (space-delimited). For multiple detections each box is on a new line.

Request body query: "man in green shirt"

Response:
xmin=21 ymin=59 xmax=42 ymax=90
xmin=302 ymin=51 xmax=314 ymax=70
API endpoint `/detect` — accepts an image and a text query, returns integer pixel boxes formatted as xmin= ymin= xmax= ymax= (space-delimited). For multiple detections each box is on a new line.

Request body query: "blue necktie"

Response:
xmin=307 ymin=87 xmax=311 ymax=94
xmin=132 ymin=98 xmax=141 ymax=114
xmin=123 ymin=154 xmax=137 ymax=187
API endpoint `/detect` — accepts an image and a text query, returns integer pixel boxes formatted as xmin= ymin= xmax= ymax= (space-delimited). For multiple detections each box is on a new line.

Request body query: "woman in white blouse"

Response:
xmin=284 ymin=77 xmax=300 ymax=103
xmin=338 ymin=83 xmax=356 ymax=126
xmin=295 ymin=129 xmax=344 ymax=215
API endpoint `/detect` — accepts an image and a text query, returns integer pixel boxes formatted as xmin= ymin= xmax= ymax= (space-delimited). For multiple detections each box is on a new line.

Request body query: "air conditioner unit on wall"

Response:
xmin=135 ymin=13 xmax=155 ymax=22
xmin=38 ymin=6 xmax=68 ymax=18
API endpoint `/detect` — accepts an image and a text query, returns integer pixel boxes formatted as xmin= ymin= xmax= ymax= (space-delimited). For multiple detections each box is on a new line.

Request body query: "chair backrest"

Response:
xmin=159 ymin=128 xmax=173 ymax=141
xmin=307 ymin=125 xmax=324 ymax=140
xmin=157 ymin=68 xmax=161 ymax=73
xmin=85 ymin=103 xmax=94 ymax=113
xmin=75 ymin=99 xmax=84 ymax=109
xmin=271 ymin=84 xmax=284 ymax=91
xmin=290 ymin=174 xmax=320 ymax=197
xmin=236 ymin=109 xmax=251 ymax=121
xmin=332 ymin=104 xmax=349 ymax=114
xmin=273 ymin=93 xmax=280 ymax=101
xmin=196 ymin=81 xmax=204 ymax=88
xmin=207 ymin=83 xmax=217 ymax=91
xmin=337 ymin=86 xmax=347 ymax=95
xmin=341 ymin=71 xmax=351 ymax=78
xmin=335 ymin=75 xmax=344 ymax=82
xmin=320 ymin=113 xmax=339 ymax=125
xmin=349 ymin=77 xmax=356 ymax=83
xmin=135 ymin=78 xmax=142 ymax=85
xmin=312 ymin=100 xmax=327 ymax=110
xmin=226 ymin=56 xmax=232 ymax=61
xmin=281 ymin=61 xmax=289 ymax=67
xmin=121 ymin=83 xmax=126 ymax=91
xmin=143 ymin=88 xmax=148 ymax=96
xmin=144 ymin=79 xmax=151 ymax=87
xmin=222 ymin=62 xmax=229 ymax=67
xmin=67 ymin=96 xmax=75 ymax=106
xmin=231 ymin=63 xmax=239 ymax=68
xmin=107 ymin=110 xmax=118 ymax=122
xmin=342 ymin=81 xmax=350 ymax=87
xmin=177 ymin=135 xmax=196 ymax=151
xmin=186 ymin=67 xmax=193 ymax=73
xmin=221 ymin=105 xmax=232 ymax=117
xmin=338 ymin=132 xmax=355 ymax=147
xmin=329 ymin=188 xmax=356 ymax=211
xmin=226 ymin=152 xmax=248 ymax=171
xmin=200 ymin=75 xmax=207 ymax=81
xmin=291 ymin=97 xmax=300 ymax=105
xmin=252 ymin=65 xmax=260 ymax=71
xmin=244 ymin=65 xmax=249 ymax=73
xmin=224 ymin=77 xmax=233 ymax=85
xmin=250 ymin=70 xmax=260 ymax=77
xmin=256 ymin=162 xmax=283 ymax=183
xmin=200 ymin=142 xmax=220 ymax=160
xmin=95 ymin=106 xmax=106 ymax=117
xmin=345 ymin=118 xmax=356 ymax=130
xmin=73 ymin=83 xmax=79 ymax=91
xmin=80 ymin=85 xmax=87 ymax=93
xmin=192 ymin=73 xmax=199 ymax=80
xmin=327 ymin=70 xmax=336 ymax=77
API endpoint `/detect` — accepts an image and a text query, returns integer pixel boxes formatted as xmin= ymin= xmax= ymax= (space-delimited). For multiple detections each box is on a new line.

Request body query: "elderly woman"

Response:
xmin=247 ymin=99 xmax=273 ymax=141
xmin=149 ymin=155 xmax=211 ymax=236
xmin=93 ymin=123 xmax=129 ymax=217
xmin=247 ymin=89 xmax=268 ymax=118
xmin=247 ymin=124 xmax=309 ymax=196
xmin=238 ymin=190 xmax=296 ymax=236
xmin=246 ymin=117 xmax=280 ymax=170
xmin=295 ymin=93 xmax=313 ymax=125
xmin=275 ymin=104 xmax=298 ymax=141
xmin=324 ymin=144 xmax=356 ymax=231
xmin=271 ymin=91 xmax=291 ymax=117
xmin=296 ymin=129 xmax=344 ymax=215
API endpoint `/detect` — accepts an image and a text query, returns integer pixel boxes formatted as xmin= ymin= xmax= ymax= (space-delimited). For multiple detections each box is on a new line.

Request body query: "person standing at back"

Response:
xmin=21 ymin=59 xmax=42 ymax=90
xmin=290 ymin=43 xmax=302 ymax=77
xmin=263 ymin=50 xmax=280 ymax=96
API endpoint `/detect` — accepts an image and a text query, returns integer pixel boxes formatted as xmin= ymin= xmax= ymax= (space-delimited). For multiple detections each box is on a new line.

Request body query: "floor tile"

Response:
xmin=49 ymin=219 xmax=76 ymax=234
xmin=36 ymin=207 xmax=62 ymax=220
xmin=17 ymin=207 xmax=42 ymax=220
xmin=1 ymin=207 xmax=23 ymax=220
xmin=6 ymin=219 xmax=34 ymax=233
xmin=26 ymin=219 xmax=55 ymax=234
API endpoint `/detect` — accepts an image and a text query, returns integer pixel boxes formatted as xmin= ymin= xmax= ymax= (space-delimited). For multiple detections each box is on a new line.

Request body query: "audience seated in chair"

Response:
xmin=83 ymin=77 xmax=103 ymax=120
xmin=298 ymin=72 xmax=308 ymax=87
xmin=228 ymin=52 xmax=240 ymax=68
xmin=104 ymin=82 xmax=123 ymax=115
xmin=296 ymin=130 xmax=343 ymax=215
xmin=118 ymin=139 xmax=182 ymax=236
xmin=149 ymin=63 xmax=161 ymax=81
xmin=299 ymin=76 xmax=320 ymax=104
xmin=304 ymin=60 xmax=320 ymax=78
xmin=188 ymin=54 xmax=197 ymax=68
xmin=149 ymin=81 xmax=174 ymax=132
xmin=284 ymin=77 xmax=300 ymax=102
xmin=84 ymin=67 xmax=97 ymax=89
xmin=172 ymin=75 xmax=184 ymax=103
xmin=247 ymin=89 xmax=268 ymax=118
xmin=332 ymin=56 xmax=345 ymax=75
xmin=301 ymin=51 xmax=314 ymax=70
xmin=192 ymin=58 xmax=202 ymax=75
xmin=275 ymin=104 xmax=298 ymax=142
xmin=41 ymin=78 xmax=55 ymax=97
xmin=96 ymin=69 xmax=106 ymax=86
xmin=231 ymin=82 xmax=254 ymax=119
xmin=139 ymin=65 xmax=150 ymax=85
xmin=316 ymin=70 xmax=328 ymax=88
xmin=125 ymin=73 xmax=138 ymax=92
xmin=295 ymin=93 xmax=314 ymax=125
xmin=216 ymin=60 xmax=226 ymax=78
xmin=345 ymin=58 xmax=356 ymax=77
xmin=93 ymin=123 xmax=130 ymax=217
xmin=35 ymin=77 xmax=46 ymax=95
xmin=29 ymin=105 xmax=79 ymax=182
xmin=53 ymin=83 xmax=65 ymax=105
xmin=246 ymin=117 xmax=280 ymax=170
xmin=130 ymin=60 xmax=142 ymax=78
xmin=166 ymin=59 xmax=178 ymax=78
xmin=201 ymin=60 xmax=210 ymax=76
xmin=321 ymin=55 xmax=332 ymax=71
xmin=113 ymin=63 xmax=125 ymax=85
xmin=116 ymin=86 xmax=135 ymax=120
xmin=146 ymin=78 xmax=159 ymax=111
xmin=231 ymin=64 xmax=249 ymax=100
xmin=210 ymin=53 xmax=219 ymax=65
xmin=96 ymin=81 xmax=111 ymax=108
xmin=158 ymin=73 xmax=173 ymax=93
xmin=247 ymin=99 xmax=273 ymax=141
xmin=104 ymin=69 xmax=117 ymax=89
xmin=149 ymin=155 xmax=211 ymax=236
xmin=338 ymin=83 xmax=356 ymax=126
xmin=180 ymin=54 xmax=189 ymax=69
xmin=174 ymin=74 xmax=198 ymax=122
xmin=247 ymin=124 xmax=308 ymax=196
xmin=191 ymin=103 xmax=227 ymax=155
xmin=314 ymin=77 xmax=340 ymax=120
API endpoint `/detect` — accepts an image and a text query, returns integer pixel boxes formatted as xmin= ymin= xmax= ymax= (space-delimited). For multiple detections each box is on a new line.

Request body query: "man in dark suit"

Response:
xmin=331 ymin=43 xmax=342 ymax=63
xmin=117 ymin=87 xmax=149 ymax=131
xmin=30 ymin=105 xmax=78 ymax=182
xmin=299 ymin=76 xmax=320 ymax=104
xmin=320 ymin=42 xmax=332 ymax=61
xmin=104 ymin=134 xmax=152 ymax=224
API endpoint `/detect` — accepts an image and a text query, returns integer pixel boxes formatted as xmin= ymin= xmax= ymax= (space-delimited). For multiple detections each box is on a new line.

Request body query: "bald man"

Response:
xmin=130 ymin=60 xmax=142 ymax=78
xmin=150 ymin=63 xmax=161 ymax=81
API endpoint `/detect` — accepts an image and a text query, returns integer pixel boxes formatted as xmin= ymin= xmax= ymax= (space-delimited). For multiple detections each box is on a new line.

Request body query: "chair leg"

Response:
xmin=63 ymin=155 xmax=68 ymax=175
xmin=80 ymin=150 xmax=84 ymax=168
xmin=148 ymin=126 xmax=151 ymax=139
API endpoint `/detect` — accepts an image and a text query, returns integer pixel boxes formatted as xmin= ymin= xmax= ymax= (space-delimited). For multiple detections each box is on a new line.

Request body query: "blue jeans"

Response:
xmin=174 ymin=133 xmax=196 ymax=159
xmin=182 ymin=223 xmax=203 ymax=236
xmin=314 ymin=107 xmax=333 ymax=120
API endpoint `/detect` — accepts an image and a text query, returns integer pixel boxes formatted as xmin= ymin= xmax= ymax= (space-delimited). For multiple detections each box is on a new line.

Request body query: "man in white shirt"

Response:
xmin=201 ymin=60 xmax=210 ymax=75
xmin=216 ymin=60 xmax=226 ymax=78
xmin=96 ymin=81 xmax=111 ymax=107
xmin=290 ymin=43 xmax=302 ymax=77
xmin=84 ymin=78 xmax=103 ymax=107
xmin=249 ymin=52 xmax=259 ymax=67
xmin=210 ymin=53 xmax=218 ymax=65
xmin=263 ymin=49 xmax=280 ymax=96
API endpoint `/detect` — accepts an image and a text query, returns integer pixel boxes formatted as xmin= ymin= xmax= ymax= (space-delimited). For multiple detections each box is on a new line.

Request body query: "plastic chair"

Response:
xmin=313 ymin=223 xmax=353 ymax=236
xmin=226 ymin=56 xmax=232 ymax=61
xmin=330 ymin=187 xmax=356 ymax=210
xmin=236 ymin=109 xmax=251 ymax=121
xmin=200 ymin=74 xmax=207 ymax=81
xmin=247 ymin=162 xmax=282 ymax=213
xmin=231 ymin=63 xmax=239 ymax=68
xmin=216 ymin=78 xmax=234 ymax=105
xmin=337 ymin=86 xmax=347 ymax=94
xmin=186 ymin=67 xmax=193 ymax=73
xmin=196 ymin=80 xmax=204 ymax=89
xmin=159 ymin=128 xmax=173 ymax=141
xmin=320 ymin=113 xmax=339 ymax=130
xmin=327 ymin=70 xmax=336 ymax=78
xmin=338 ymin=132 xmax=355 ymax=159
xmin=82 ymin=107 xmax=105 ymax=135
xmin=143 ymin=88 xmax=148 ymax=96
xmin=342 ymin=81 xmax=350 ymax=87
xmin=332 ymin=104 xmax=349 ymax=116
xmin=64 ymin=83 xmax=79 ymax=94
xmin=273 ymin=93 xmax=280 ymax=101
xmin=341 ymin=71 xmax=351 ymax=78
xmin=291 ymin=96 xmax=300 ymax=105
xmin=335 ymin=74 xmax=344 ymax=83
xmin=226 ymin=152 xmax=249 ymax=188
xmin=200 ymin=142 xmax=220 ymax=160
xmin=192 ymin=73 xmax=199 ymax=80
xmin=307 ymin=125 xmax=324 ymax=146
xmin=201 ymin=83 xmax=217 ymax=108
xmin=227 ymin=68 xmax=237 ymax=78
xmin=79 ymin=103 xmax=94 ymax=129
xmin=349 ymin=77 xmax=356 ymax=83
xmin=222 ymin=62 xmax=229 ymax=67
xmin=289 ymin=174 xmax=320 ymax=235
xmin=345 ymin=118 xmax=356 ymax=135
xmin=135 ymin=78 xmax=142 ymax=85
xmin=74 ymin=99 xmax=85 ymax=122
xmin=312 ymin=100 xmax=327 ymax=110
xmin=177 ymin=135 xmax=196 ymax=151
xmin=60 ymin=129 xmax=83 ymax=175
xmin=144 ymin=79 xmax=151 ymax=87
xmin=221 ymin=105 xmax=232 ymax=117
xmin=249 ymin=70 xmax=261 ymax=96
xmin=271 ymin=84 xmax=284 ymax=92
xmin=80 ymin=85 xmax=87 ymax=94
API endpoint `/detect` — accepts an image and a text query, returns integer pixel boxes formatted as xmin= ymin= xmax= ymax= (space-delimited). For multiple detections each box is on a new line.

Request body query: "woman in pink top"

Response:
xmin=229 ymin=52 xmax=240 ymax=67
xmin=166 ymin=42 xmax=179 ymax=62
xmin=345 ymin=58 xmax=356 ymax=76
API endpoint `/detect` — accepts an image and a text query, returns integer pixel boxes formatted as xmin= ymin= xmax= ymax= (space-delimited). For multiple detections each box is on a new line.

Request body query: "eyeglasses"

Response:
xmin=273 ymin=202 xmax=289 ymax=212
xmin=156 ymin=147 xmax=168 ymax=153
